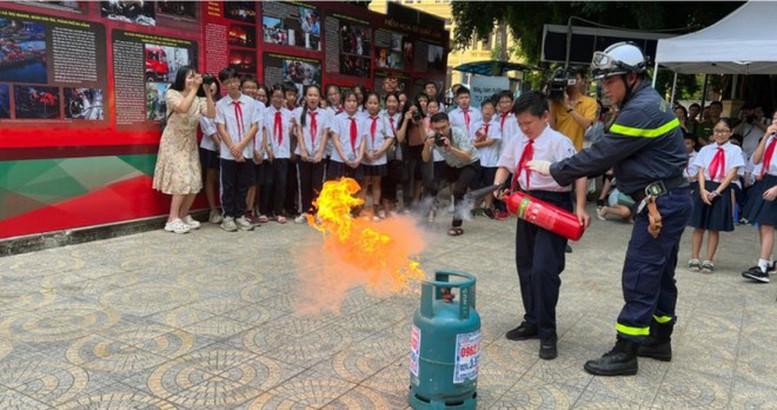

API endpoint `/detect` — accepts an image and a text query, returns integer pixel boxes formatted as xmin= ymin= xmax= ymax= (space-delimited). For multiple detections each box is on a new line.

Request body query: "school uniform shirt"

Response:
xmin=199 ymin=116 xmax=218 ymax=152
xmin=758 ymin=134 xmax=777 ymax=177
xmin=497 ymin=124 xmax=578 ymax=192
xmin=331 ymin=112 xmax=366 ymax=163
xmin=293 ymin=106 xmax=331 ymax=157
xmin=383 ymin=111 xmax=403 ymax=161
xmin=215 ymin=94 xmax=262 ymax=160
xmin=263 ymin=106 xmax=294 ymax=159
xmin=683 ymin=150 xmax=698 ymax=179
xmin=448 ymin=106 xmax=482 ymax=136
xmin=692 ymin=141 xmax=745 ymax=182
xmin=497 ymin=111 xmax=519 ymax=148
xmin=324 ymin=106 xmax=344 ymax=156
xmin=470 ymin=117 xmax=502 ymax=167
xmin=363 ymin=114 xmax=392 ymax=166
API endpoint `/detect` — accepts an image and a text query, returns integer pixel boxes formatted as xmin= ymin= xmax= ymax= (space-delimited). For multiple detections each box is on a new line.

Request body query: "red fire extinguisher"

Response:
xmin=503 ymin=190 xmax=585 ymax=241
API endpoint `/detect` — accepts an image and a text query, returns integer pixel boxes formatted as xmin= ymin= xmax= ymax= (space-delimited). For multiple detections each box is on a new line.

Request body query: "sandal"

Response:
xmin=258 ymin=215 xmax=269 ymax=224
xmin=688 ymin=259 xmax=701 ymax=272
xmin=275 ymin=215 xmax=287 ymax=224
xmin=447 ymin=227 xmax=464 ymax=236
xmin=701 ymin=260 xmax=715 ymax=273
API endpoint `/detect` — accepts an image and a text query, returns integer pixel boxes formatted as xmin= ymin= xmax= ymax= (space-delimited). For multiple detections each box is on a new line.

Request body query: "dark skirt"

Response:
xmin=362 ymin=164 xmax=387 ymax=177
xmin=326 ymin=160 xmax=364 ymax=183
xmin=744 ymin=174 xmax=777 ymax=226
xmin=689 ymin=180 xmax=734 ymax=232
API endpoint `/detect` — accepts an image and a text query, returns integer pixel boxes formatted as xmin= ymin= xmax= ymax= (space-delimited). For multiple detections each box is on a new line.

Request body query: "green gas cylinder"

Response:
xmin=409 ymin=270 xmax=480 ymax=409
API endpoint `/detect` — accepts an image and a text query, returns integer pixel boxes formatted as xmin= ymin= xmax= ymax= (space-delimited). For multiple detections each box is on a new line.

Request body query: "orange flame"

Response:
xmin=296 ymin=178 xmax=426 ymax=315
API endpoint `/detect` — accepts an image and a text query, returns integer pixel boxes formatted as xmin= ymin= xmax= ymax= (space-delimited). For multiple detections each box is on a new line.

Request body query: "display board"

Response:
xmin=0 ymin=1 xmax=448 ymax=239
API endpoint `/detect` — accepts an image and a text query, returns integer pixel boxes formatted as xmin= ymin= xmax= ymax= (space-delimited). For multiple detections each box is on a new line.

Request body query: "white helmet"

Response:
xmin=591 ymin=42 xmax=647 ymax=80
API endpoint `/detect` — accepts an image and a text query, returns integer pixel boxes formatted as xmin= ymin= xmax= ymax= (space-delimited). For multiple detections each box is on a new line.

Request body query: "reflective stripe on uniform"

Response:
xmin=610 ymin=118 xmax=680 ymax=138
xmin=616 ymin=323 xmax=650 ymax=336
xmin=653 ymin=315 xmax=672 ymax=324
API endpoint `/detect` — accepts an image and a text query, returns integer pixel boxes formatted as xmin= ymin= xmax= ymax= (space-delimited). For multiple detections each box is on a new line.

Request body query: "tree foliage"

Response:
xmin=451 ymin=1 xmax=744 ymax=100
xmin=452 ymin=1 xmax=742 ymax=65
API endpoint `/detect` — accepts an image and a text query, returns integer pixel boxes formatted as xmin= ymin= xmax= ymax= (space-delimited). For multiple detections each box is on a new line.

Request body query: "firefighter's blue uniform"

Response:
xmin=549 ymin=80 xmax=692 ymax=343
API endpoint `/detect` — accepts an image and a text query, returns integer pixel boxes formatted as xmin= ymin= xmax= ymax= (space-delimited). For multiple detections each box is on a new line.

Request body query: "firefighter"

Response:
xmin=527 ymin=42 xmax=692 ymax=376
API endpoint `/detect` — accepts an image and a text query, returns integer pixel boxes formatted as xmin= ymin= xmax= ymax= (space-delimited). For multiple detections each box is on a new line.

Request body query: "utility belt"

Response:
xmin=631 ymin=176 xmax=686 ymax=239
xmin=631 ymin=176 xmax=687 ymax=204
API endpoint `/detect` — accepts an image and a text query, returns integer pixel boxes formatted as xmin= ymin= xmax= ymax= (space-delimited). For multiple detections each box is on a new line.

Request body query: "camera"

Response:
xmin=548 ymin=67 xmax=577 ymax=101
xmin=412 ymin=109 xmax=423 ymax=122
xmin=433 ymin=132 xmax=445 ymax=147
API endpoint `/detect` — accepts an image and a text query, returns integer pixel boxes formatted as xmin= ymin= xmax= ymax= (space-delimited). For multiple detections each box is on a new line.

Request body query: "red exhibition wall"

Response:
xmin=0 ymin=1 xmax=448 ymax=239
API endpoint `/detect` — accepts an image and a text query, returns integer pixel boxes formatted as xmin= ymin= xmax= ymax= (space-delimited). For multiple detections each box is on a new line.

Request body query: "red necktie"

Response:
xmin=309 ymin=111 xmax=318 ymax=144
xmin=500 ymin=112 xmax=509 ymax=131
xmin=463 ymin=109 xmax=470 ymax=131
xmin=762 ymin=137 xmax=777 ymax=177
xmin=483 ymin=123 xmax=490 ymax=136
xmin=512 ymin=139 xmax=535 ymax=191
xmin=349 ymin=117 xmax=357 ymax=153
xmin=370 ymin=116 xmax=378 ymax=147
xmin=274 ymin=111 xmax=283 ymax=145
xmin=337 ymin=107 xmax=344 ymax=114
xmin=232 ymin=101 xmax=243 ymax=138
xmin=389 ymin=117 xmax=396 ymax=136
xmin=707 ymin=147 xmax=726 ymax=182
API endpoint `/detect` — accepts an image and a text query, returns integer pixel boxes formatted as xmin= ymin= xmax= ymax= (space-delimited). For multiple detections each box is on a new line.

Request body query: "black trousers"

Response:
xmin=515 ymin=190 xmax=571 ymax=339
xmin=259 ymin=158 xmax=288 ymax=217
xmin=445 ymin=161 xmax=480 ymax=227
xmin=297 ymin=159 xmax=325 ymax=214
xmin=220 ymin=158 xmax=254 ymax=219
xmin=285 ymin=158 xmax=299 ymax=214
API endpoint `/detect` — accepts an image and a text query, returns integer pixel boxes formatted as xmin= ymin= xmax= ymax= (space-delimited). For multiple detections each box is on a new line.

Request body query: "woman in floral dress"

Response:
xmin=153 ymin=66 xmax=215 ymax=234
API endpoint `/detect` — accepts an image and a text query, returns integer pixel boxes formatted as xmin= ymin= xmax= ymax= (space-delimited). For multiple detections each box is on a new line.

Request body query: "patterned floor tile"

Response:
xmin=236 ymin=392 xmax=315 ymax=410
xmin=266 ymin=323 xmax=354 ymax=368
xmin=0 ymin=353 xmax=92 ymax=407
xmin=360 ymin=358 xmax=411 ymax=399
xmin=0 ymin=385 xmax=52 ymax=409
xmin=180 ymin=315 xmax=257 ymax=342
xmin=59 ymin=387 xmax=177 ymax=410
xmin=322 ymin=385 xmax=408 ymax=409
xmin=490 ymin=374 xmax=583 ymax=409
xmin=99 ymin=283 xmax=198 ymax=317
xmin=266 ymin=371 xmax=357 ymax=408
xmin=1 ymin=302 xmax=120 ymax=344
xmin=571 ymin=389 xmax=656 ymax=409
xmin=222 ymin=303 xmax=284 ymax=326
xmin=651 ymin=366 xmax=731 ymax=409
xmin=64 ymin=334 xmax=170 ymax=380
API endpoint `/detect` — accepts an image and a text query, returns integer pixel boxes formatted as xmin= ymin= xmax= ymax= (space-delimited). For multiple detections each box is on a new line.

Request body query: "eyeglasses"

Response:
xmin=713 ymin=129 xmax=731 ymax=135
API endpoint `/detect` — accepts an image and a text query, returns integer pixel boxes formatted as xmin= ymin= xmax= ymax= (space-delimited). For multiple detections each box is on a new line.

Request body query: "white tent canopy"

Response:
xmin=655 ymin=1 xmax=777 ymax=75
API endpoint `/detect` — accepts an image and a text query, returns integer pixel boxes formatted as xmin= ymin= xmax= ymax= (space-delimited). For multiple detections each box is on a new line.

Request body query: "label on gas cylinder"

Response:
xmin=410 ymin=325 xmax=421 ymax=378
xmin=453 ymin=330 xmax=481 ymax=384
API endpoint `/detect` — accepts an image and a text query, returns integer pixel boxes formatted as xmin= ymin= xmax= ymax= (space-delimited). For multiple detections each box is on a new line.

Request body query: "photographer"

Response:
xmin=422 ymin=112 xmax=481 ymax=236
xmin=549 ymin=67 xmax=597 ymax=152
xmin=734 ymin=103 xmax=768 ymax=159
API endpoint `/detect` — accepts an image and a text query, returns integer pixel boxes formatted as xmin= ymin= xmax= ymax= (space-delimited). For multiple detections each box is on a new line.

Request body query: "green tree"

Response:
xmin=451 ymin=1 xmax=743 ymax=100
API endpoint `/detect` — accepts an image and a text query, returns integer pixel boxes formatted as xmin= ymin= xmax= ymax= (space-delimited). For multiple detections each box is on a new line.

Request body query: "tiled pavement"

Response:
xmin=1 ymin=205 xmax=777 ymax=409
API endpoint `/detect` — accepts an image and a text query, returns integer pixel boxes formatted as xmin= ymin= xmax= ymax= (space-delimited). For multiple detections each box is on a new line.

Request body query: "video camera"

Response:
xmin=548 ymin=67 xmax=577 ymax=101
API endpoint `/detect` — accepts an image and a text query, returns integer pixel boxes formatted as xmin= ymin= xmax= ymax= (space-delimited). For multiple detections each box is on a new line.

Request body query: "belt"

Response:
xmin=632 ymin=176 xmax=687 ymax=203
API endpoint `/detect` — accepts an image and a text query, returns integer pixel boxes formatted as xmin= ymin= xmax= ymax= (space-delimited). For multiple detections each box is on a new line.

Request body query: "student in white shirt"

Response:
xmin=327 ymin=90 xmax=366 ymax=183
xmin=491 ymin=91 xmax=589 ymax=360
xmin=380 ymin=92 xmax=404 ymax=216
xmin=293 ymin=85 xmax=330 ymax=221
xmin=471 ymin=99 xmax=502 ymax=218
xmin=448 ymin=86 xmax=482 ymax=136
xmin=198 ymin=77 xmax=222 ymax=224
xmin=688 ymin=118 xmax=744 ymax=273
xmin=215 ymin=67 xmax=261 ymax=232
xmin=361 ymin=92 xmax=394 ymax=220
xmin=260 ymin=85 xmax=294 ymax=224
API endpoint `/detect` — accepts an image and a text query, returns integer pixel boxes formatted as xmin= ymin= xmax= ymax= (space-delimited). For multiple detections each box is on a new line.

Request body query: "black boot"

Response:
xmin=584 ymin=337 xmax=639 ymax=376
xmin=637 ymin=320 xmax=673 ymax=362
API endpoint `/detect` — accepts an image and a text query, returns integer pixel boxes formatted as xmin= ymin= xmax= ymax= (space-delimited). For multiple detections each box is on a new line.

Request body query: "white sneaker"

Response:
xmin=295 ymin=214 xmax=308 ymax=224
xmin=596 ymin=207 xmax=607 ymax=221
xmin=183 ymin=215 xmax=201 ymax=229
xmin=371 ymin=215 xmax=381 ymax=222
xmin=220 ymin=217 xmax=237 ymax=232
xmin=164 ymin=218 xmax=190 ymax=234
xmin=378 ymin=210 xmax=387 ymax=219
xmin=209 ymin=210 xmax=223 ymax=224
xmin=235 ymin=216 xmax=254 ymax=231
